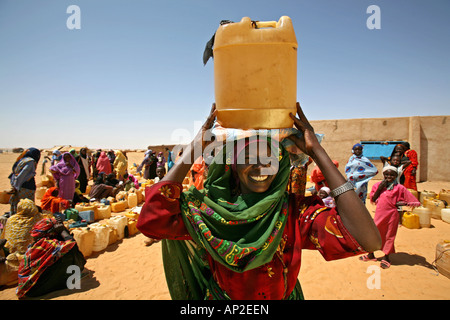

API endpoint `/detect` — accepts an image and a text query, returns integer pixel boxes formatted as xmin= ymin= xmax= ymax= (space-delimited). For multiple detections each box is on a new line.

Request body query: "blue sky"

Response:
xmin=0 ymin=0 xmax=449 ymax=149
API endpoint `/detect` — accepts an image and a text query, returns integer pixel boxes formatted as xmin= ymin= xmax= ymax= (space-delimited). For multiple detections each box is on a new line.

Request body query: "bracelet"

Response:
xmin=330 ymin=181 xmax=354 ymax=198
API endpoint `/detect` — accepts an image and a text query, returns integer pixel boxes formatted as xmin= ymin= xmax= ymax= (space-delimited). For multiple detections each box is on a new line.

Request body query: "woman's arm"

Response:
xmin=162 ymin=103 xmax=217 ymax=184
xmin=371 ymin=180 xmax=386 ymax=202
xmin=289 ymin=102 xmax=381 ymax=253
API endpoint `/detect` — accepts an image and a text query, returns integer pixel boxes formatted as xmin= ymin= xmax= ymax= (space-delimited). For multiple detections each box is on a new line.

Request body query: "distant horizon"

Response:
xmin=1 ymin=113 xmax=447 ymax=151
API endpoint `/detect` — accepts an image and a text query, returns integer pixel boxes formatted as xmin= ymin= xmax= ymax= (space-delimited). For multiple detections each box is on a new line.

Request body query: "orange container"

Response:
xmin=213 ymin=16 xmax=298 ymax=129
xmin=0 ymin=191 xmax=11 ymax=204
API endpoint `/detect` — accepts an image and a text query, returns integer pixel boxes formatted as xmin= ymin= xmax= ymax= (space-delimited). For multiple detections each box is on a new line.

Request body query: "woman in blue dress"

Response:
xmin=345 ymin=143 xmax=378 ymax=204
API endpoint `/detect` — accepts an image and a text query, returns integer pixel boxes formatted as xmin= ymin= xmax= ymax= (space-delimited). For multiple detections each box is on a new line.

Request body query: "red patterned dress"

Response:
xmin=137 ymin=181 xmax=365 ymax=300
xmin=403 ymin=149 xmax=418 ymax=191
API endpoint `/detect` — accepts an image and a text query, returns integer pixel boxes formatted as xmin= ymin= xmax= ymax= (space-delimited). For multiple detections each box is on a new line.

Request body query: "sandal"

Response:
xmin=359 ymin=254 xmax=377 ymax=262
xmin=380 ymin=260 xmax=391 ymax=269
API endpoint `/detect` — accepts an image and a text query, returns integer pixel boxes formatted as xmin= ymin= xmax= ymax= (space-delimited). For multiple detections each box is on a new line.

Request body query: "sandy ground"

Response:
xmin=0 ymin=151 xmax=449 ymax=300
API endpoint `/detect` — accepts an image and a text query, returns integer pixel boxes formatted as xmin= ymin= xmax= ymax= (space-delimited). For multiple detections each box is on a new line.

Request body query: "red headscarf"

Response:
xmin=40 ymin=187 xmax=70 ymax=213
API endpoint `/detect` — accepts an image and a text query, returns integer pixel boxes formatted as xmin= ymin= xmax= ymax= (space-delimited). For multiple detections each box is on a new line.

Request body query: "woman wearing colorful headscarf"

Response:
xmin=0 ymin=199 xmax=43 ymax=255
xmin=16 ymin=216 xmax=86 ymax=298
xmin=40 ymin=187 xmax=71 ymax=213
xmin=345 ymin=143 xmax=378 ymax=204
xmin=49 ymin=152 xmax=80 ymax=201
xmin=7 ymin=148 xmax=41 ymax=215
xmin=96 ymin=151 xmax=112 ymax=175
xmin=400 ymin=142 xmax=418 ymax=191
xmin=157 ymin=151 xmax=166 ymax=168
xmin=113 ymin=150 xmax=128 ymax=180
xmin=137 ymin=150 xmax=157 ymax=180
xmin=51 ymin=150 xmax=62 ymax=166
xmin=137 ymin=103 xmax=381 ymax=300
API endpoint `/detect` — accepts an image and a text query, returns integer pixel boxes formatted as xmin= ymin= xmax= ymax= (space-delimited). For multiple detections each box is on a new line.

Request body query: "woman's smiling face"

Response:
xmin=235 ymin=141 xmax=279 ymax=194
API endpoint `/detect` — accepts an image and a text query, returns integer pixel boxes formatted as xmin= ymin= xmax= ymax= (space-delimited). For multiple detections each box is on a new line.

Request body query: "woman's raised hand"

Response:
xmin=288 ymin=102 xmax=321 ymax=157
xmin=194 ymin=103 xmax=217 ymax=153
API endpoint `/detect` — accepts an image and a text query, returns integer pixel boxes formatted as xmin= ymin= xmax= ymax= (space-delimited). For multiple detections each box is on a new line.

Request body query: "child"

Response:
xmin=143 ymin=167 xmax=165 ymax=246
xmin=73 ymin=180 xmax=89 ymax=204
xmin=359 ymin=165 xmax=420 ymax=269
xmin=318 ymin=187 xmax=336 ymax=208
xmin=154 ymin=166 xmax=166 ymax=183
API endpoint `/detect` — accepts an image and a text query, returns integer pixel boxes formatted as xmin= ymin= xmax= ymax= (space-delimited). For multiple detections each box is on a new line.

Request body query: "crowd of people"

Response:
xmin=0 ymin=146 xmax=174 ymax=298
xmin=0 ymin=126 xmax=422 ymax=299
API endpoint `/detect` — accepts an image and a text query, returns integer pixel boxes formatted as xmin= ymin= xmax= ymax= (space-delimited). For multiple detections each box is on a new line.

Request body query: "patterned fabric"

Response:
xmin=16 ymin=218 xmax=77 ymax=298
xmin=138 ymin=134 xmax=365 ymax=300
xmin=40 ymin=187 xmax=71 ymax=213
xmin=2 ymin=199 xmax=43 ymax=254
xmin=345 ymin=155 xmax=378 ymax=204
xmin=49 ymin=152 xmax=80 ymax=201
xmin=403 ymin=149 xmax=418 ymax=191
xmin=113 ymin=150 xmax=128 ymax=179
xmin=139 ymin=181 xmax=364 ymax=300
xmin=287 ymin=157 xmax=312 ymax=197
xmin=179 ymin=138 xmax=291 ymax=272
xmin=370 ymin=182 xmax=420 ymax=255
xmin=9 ymin=188 xmax=35 ymax=215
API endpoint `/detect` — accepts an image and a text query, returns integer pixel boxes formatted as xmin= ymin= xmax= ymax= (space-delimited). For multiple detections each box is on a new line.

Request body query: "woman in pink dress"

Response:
xmin=360 ymin=165 xmax=420 ymax=269
xmin=49 ymin=152 xmax=80 ymax=201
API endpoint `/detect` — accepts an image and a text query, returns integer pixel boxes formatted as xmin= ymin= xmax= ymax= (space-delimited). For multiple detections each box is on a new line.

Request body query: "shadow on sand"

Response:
xmin=23 ymin=268 xmax=100 ymax=300
xmin=389 ymin=252 xmax=438 ymax=273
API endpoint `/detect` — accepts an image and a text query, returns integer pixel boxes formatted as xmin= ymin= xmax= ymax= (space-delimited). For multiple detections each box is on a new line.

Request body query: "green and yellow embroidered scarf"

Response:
xmin=179 ymin=137 xmax=291 ymax=273
xmin=162 ymin=136 xmax=292 ymax=299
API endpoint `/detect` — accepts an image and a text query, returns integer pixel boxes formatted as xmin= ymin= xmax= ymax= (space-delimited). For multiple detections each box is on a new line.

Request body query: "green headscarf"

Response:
xmin=162 ymin=136 xmax=292 ymax=299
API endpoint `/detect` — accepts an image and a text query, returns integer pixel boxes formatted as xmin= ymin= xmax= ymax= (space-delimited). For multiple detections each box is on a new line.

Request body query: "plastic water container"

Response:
xmin=436 ymin=241 xmax=450 ymax=280
xmin=64 ymin=208 xmax=79 ymax=221
xmin=102 ymin=215 xmax=128 ymax=240
xmin=128 ymin=192 xmax=138 ymax=208
xmin=438 ymin=190 xmax=450 ymax=205
xmin=420 ymin=190 xmax=436 ymax=204
xmin=125 ymin=212 xmax=139 ymax=220
xmin=402 ymin=212 xmax=420 ymax=229
xmin=115 ymin=191 xmax=128 ymax=202
xmin=75 ymin=203 xmax=98 ymax=219
xmin=71 ymin=227 xmax=95 ymax=257
xmin=126 ymin=219 xmax=139 ymax=237
xmin=425 ymin=199 xmax=446 ymax=220
xmin=96 ymin=204 xmax=111 ymax=220
xmin=69 ymin=220 xmax=87 ymax=229
xmin=79 ymin=210 xmax=95 ymax=223
xmin=407 ymin=189 xmax=419 ymax=201
xmin=40 ymin=176 xmax=50 ymax=187
xmin=422 ymin=196 xmax=434 ymax=207
xmin=35 ymin=187 xmax=47 ymax=200
xmin=111 ymin=200 xmax=128 ymax=213
xmin=213 ymin=16 xmax=298 ymax=129
xmin=412 ymin=206 xmax=432 ymax=228
xmin=89 ymin=223 xmax=110 ymax=252
xmin=441 ymin=208 xmax=450 ymax=224
xmin=135 ymin=189 xmax=143 ymax=204
xmin=105 ymin=225 xmax=119 ymax=245
xmin=0 ymin=191 xmax=11 ymax=204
